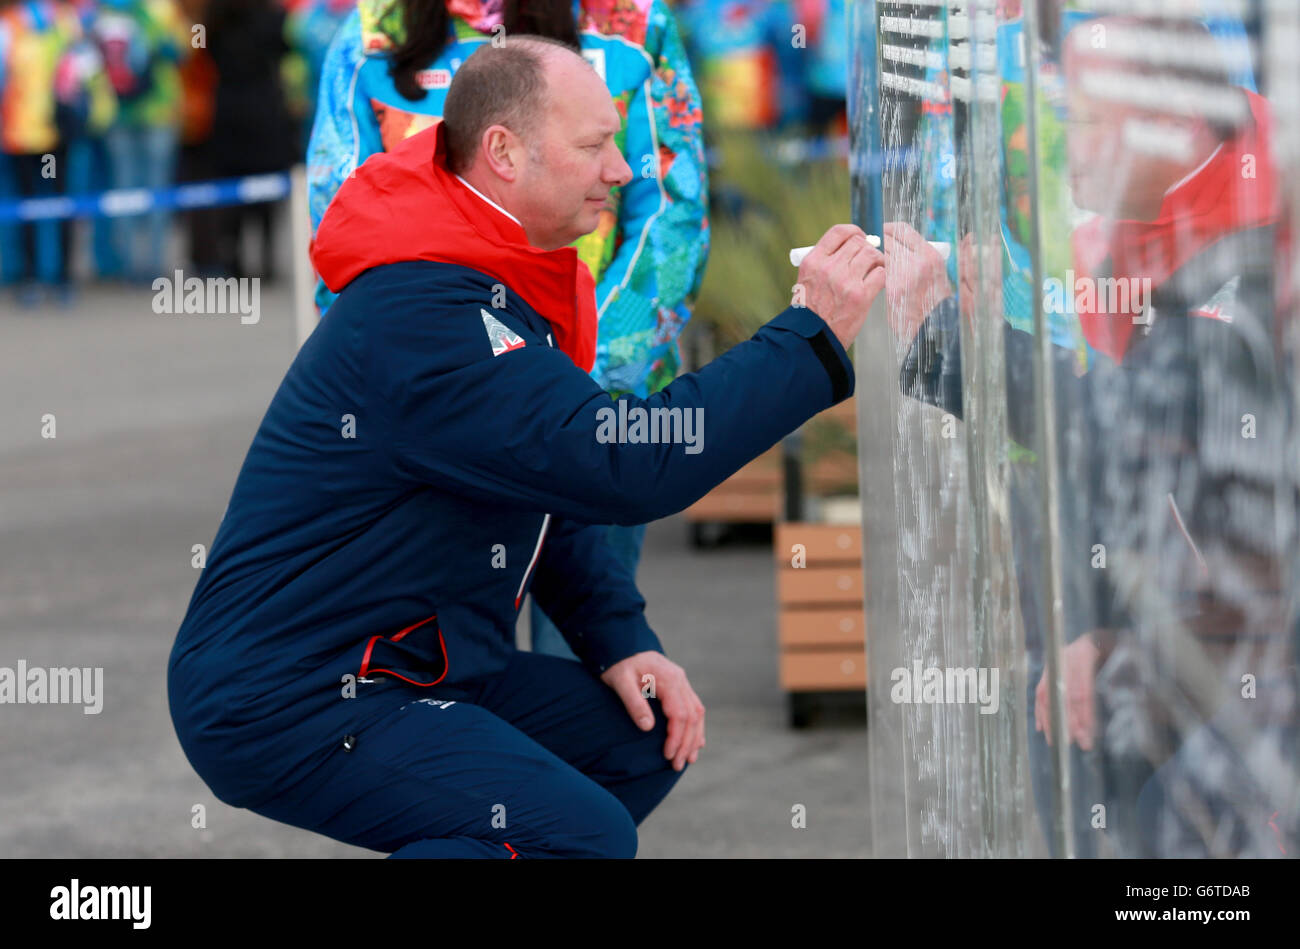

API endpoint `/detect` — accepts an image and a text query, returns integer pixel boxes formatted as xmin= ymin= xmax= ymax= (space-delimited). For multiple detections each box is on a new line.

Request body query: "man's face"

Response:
xmin=1063 ymin=22 xmax=1195 ymax=219
xmin=511 ymin=57 xmax=633 ymax=250
xmin=1064 ymin=81 xmax=1130 ymax=215
xmin=1063 ymin=29 xmax=1140 ymax=216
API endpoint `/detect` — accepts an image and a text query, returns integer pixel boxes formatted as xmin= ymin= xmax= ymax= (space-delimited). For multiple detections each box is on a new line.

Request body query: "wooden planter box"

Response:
xmin=683 ymin=446 xmax=781 ymax=524
xmin=774 ymin=522 xmax=867 ymax=726
xmin=684 ymin=398 xmax=858 ymax=536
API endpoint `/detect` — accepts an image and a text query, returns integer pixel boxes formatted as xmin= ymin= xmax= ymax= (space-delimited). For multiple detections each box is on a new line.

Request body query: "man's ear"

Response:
xmin=482 ymin=125 xmax=522 ymax=184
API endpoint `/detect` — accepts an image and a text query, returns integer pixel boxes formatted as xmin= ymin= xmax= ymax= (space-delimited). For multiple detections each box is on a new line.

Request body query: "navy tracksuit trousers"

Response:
xmin=246 ymin=649 xmax=686 ymax=858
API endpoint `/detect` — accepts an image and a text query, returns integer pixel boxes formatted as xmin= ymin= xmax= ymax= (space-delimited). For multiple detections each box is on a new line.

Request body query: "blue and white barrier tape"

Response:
xmin=0 ymin=171 xmax=292 ymax=223
xmin=2 ymin=138 xmax=905 ymax=222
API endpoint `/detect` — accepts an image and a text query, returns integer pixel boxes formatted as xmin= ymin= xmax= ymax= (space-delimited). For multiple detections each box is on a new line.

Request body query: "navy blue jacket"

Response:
xmin=167 ymin=256 xmax=853 ymax=808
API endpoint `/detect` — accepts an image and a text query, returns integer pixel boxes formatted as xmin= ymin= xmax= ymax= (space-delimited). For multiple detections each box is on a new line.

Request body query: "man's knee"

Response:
xmin=579 ymin=801 xmax=639 ymax=859
xmin=592 ymin=704 xmax=690 ymax=825
xmin=535 ymin=784 xmax=639 ymax=858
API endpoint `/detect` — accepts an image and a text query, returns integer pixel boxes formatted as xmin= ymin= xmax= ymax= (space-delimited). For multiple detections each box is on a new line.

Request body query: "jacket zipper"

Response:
xmin=515 ymin=514 xmax=551 ymax=610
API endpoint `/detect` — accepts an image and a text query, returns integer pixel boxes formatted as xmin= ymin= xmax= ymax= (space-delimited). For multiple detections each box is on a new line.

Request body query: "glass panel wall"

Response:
xmin=852 ymin=0 xmax=1299 ymax=858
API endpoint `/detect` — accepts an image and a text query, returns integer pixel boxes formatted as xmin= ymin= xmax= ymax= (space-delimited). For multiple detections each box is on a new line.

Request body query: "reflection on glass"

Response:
xmin=855 ymin=0 xmax=1298 ymax=858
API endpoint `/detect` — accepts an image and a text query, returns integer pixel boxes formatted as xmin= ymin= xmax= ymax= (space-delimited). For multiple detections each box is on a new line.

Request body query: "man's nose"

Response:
xmin=608 ymin=149 xmax=634 ymax=187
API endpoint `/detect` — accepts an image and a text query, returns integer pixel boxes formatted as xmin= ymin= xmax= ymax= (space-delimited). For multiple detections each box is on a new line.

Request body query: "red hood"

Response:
xmin=311 ymin=120 xmax=598 ymax=372
xmin=1072 ymin=89 xmax=1279 ymax=365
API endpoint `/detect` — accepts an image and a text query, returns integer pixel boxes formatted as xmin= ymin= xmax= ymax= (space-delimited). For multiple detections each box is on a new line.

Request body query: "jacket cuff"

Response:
xmin=576 ymin=614 xmax=666 ymax=677
xmin=899 ymin=296 xmax=963 ymax=417
xmin=765 ymin=306 xmax=854 ymax=404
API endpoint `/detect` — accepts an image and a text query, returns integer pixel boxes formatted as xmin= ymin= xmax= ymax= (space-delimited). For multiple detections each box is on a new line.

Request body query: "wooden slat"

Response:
xmin=684 ymin=449 xmax=781 ymax=522
xmin=774 ymin=523 xmax=862 ymax=566
xmin=722 ymin=466 xmax=782 ymax=490
xmin=806 ymin=454 xmax=859 ymax=494
xmin=777 ymin=566 xmax=864 ymax=605
xmin=685 ymin=491 xmax=780 ymax=522
xmin=779 ymin=608 xmax=865 ymax=648
xmin=780 ymin=649 xmax=868 ymax=690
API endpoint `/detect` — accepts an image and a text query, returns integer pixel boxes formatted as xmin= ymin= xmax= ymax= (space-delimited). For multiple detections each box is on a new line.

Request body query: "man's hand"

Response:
xmin=1035 ymin=633 xmax=1101 ymax=751
xmin=956 ymin=231 xmax=1003 ymax=331
xmin=796 ymin=223 xmax=887 ymax=350
xmin=882 ymin=221 xmax=953 ymax=343
xmin=601 ymin=651 xmax=705 ymax=772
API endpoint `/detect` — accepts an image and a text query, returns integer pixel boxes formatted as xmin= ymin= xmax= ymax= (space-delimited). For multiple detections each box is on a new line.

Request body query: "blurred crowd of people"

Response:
xmin=0 ymin=0 xmax=845 ymax=306
xmin=676 ymin=0 xmax=846 ymax=137
xmin=0 ymin=0 xmax=321 ymax=302
xmin=0 ymin=0 xmax=340 ymax=303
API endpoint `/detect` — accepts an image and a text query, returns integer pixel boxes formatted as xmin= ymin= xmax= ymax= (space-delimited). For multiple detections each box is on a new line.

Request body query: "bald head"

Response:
xmin=443 ymin=35 xmax=583 ymax=176
xmin=1062 ymin=15 xmax=1246 ymax=218
xmin=441 ymin=33 xmax=633 ymax=251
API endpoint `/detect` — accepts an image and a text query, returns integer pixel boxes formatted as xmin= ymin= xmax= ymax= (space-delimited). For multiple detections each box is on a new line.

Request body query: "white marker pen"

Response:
xmin=790 ymin=236 xmax=951 ymax=268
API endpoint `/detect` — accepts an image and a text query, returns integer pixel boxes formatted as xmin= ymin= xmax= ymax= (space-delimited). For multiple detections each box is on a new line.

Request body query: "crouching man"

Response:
xmin=167 ymin=34 xmax=885 ymax=858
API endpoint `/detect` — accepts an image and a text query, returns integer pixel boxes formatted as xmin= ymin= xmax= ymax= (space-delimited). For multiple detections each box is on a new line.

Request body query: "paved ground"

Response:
xmin=0 ymin=280 xmax=870 ymax=858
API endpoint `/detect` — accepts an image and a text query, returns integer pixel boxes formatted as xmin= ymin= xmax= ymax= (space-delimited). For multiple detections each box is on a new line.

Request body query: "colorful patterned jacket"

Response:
xmin=674 ymin=0 xmax=807 ymax=130
xmin=306 ymin=0 xmax=709 ymax=397
xmin=0 ymin=0 xmax=85 ymax=154
xmin=89 ymin=0 xmax=188 ymax=129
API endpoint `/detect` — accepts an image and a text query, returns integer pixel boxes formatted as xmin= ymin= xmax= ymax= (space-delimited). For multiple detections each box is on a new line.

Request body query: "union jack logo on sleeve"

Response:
xmin=481 ymin=309 xmax=527 ymax=356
